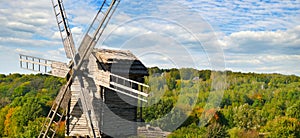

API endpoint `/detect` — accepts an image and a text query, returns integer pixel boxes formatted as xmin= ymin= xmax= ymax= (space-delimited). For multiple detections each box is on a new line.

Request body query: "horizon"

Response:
xmin=1 ymin=66 xmax=299 ymax=77
xmin=0 ymin=0 xmax=299 ymax=76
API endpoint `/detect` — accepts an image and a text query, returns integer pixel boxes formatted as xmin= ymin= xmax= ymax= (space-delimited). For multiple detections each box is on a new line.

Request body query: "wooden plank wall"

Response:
xmin=68 ymin=78 xmax=102 ymax=137
xmin=67 ymin=54 xmax=145 ymax=137
xmin=67 ymin=55 xmax=102 ymax=137
xmin=102 ymin=88 xmax=138 ymax=137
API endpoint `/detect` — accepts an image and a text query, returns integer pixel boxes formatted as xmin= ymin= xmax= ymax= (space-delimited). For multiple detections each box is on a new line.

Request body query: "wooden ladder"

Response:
xmin=39 ymin=83 xmax=71 ymax=138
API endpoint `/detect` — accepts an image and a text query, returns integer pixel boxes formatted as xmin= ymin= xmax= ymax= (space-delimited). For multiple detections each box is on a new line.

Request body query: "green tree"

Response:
xmin=233 ymin=104 xmax=263 ymax=130
xmin=168 ymin=123 xmax=206 ymax=138
xmin=286 ymin=101 xmax=300 ymax=120
xmin=263 ymin=116 xmax=300 ymax=138
xmin=180 ymin=68 xmax=198 ymax=80
xmin=12 ymin=81 xmax=31 ymax=98
xmin=22 ymin=117 xmax=44 ymax=137
xmin=199 ymin=70 xmax=211 ymax=81
xmin=0 ymin=106 xmax=9 ymax=137
xmin=228 ymin=127 xmax=259 ymax=138
xmin=206 ymin=122 xmax=229 ymax=138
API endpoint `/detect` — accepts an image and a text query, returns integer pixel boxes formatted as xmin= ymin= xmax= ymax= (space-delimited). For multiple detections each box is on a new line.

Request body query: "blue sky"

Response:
xmin=0 ymin=0 xmax=299 ymax=75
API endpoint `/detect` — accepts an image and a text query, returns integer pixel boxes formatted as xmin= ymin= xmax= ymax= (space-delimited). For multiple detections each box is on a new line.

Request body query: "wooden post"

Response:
xmin=32 ymin=57 xmax=34 ymax=70
xmin=100 ymin=85 xmax=105 ymax=135
xmin=26 ymin=56 xmax=28 ymax=69
xmin=38 ymin=59 xmax=41 ymax=71
xmin=66 ymin=98 xmax=71 ymax=135
xmin=45 ymin=60 xmax=47 ymax=73
xmin=140 ymin=86 xmax=143 ymax=122
xmin=20 ymin=55 xmax=22 ymax=68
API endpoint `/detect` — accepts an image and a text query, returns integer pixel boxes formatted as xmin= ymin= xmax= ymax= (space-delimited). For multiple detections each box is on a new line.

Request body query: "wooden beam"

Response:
xmin=110 ymin=82 xmax=148 ymax=97
xmin=105 ymin=86 xmax=147 ymax=102
xmin=110 ymin=73 xmax=149 ymax=88
xmin=20 ymin=58 xmax=51 ymax=67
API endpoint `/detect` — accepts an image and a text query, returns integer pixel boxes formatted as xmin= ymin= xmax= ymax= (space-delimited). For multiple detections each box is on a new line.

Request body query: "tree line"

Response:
xmin=144 ymin=67 xmax=300 ymax=137
xmin=0 ymin=68 xmax=299 ymax=137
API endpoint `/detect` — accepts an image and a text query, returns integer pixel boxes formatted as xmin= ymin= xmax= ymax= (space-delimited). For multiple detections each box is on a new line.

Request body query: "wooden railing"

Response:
xmin=109 ymin=73 xmax=149 ymax=102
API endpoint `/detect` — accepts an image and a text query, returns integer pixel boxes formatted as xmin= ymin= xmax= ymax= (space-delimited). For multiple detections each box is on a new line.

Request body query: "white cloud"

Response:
xmin=0 ymin=0 xmax=97 ymax=74
xmin=0 ymin=0 xmax=299 ymax=76
xmin=179 ymin=0 xmax=300 ymax=34
xmin=222 ymin=25 xmax=300 ymax=54
xmin=222 ymin=25 xmax=300 ymax=75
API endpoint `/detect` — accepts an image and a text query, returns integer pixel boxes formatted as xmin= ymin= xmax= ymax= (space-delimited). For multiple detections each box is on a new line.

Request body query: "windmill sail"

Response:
xmin=19 ymin=54 xmax=69 ymax=78
xmin=76 ymin=0 xmax=120 ymax=69
xmin=51 ymin=0 xmax=76 ymax=59
xmin=69 ymin=1 xmax=121 ymax=136
xmin=26 ymin=0 xmax=150 ymax=137
xmin=19 ymin=54 xmax=52 ymax=73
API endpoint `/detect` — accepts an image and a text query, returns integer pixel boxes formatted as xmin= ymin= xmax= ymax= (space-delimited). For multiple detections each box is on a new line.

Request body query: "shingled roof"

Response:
xmin=92 ymin=48 xmax=149 ymax=77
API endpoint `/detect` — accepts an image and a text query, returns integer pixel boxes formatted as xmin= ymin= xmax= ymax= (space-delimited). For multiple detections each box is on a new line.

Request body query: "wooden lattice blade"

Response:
xmin=19 ymin=54 xmax=70 ymax=78
xmin=74 ymin=0 xmax=120 ymax=70
xmin=51 ymin=0 xmax=76 ymax=59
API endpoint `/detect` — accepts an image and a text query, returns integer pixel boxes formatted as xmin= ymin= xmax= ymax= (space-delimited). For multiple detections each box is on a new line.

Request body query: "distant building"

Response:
xmin=138 ymin=124 xmax=171 ymax=138
xmin=192 ymin=76 xmax=200 ymax=81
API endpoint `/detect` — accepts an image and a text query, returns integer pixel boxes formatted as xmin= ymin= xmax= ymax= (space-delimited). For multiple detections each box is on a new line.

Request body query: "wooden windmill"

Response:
xmin=19 ymin=0 xmax=149 ymax=137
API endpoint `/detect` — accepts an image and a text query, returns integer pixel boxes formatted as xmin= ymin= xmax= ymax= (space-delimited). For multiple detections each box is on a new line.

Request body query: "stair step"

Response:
xmin=56 ymin=113 xmax=62 ymax=118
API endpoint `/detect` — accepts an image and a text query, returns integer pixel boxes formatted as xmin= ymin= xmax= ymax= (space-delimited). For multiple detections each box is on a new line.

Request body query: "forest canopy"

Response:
xmin=0 ymin=68 xmax=299 ymax=137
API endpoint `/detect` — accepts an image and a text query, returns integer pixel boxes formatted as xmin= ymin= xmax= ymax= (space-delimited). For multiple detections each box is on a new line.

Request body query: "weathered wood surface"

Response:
xmin=95 ymin=70 xmax=110 ymax=87
xmin=19 ymin=54 xmax=52 ymax=73
xmin=94 ymin=48 xmax=137 ymax=62
xmin=93 ymin=48 xmax=149 ymax=76
xmin=54 ymin=85 xmax=71 ymax=109
xmin=51 ymin=61 xmax=69 ymax=78
xmin=102 ymin=88 xmax=138 ymax=137
xmin=62 ymin=34 xmax=76 ymax=59
xmin=68 ymin=77 xmax=102 ymax=137
xmin=138 ymin=125 xmax=170 ymax=138
xmin=78 ymin=34 xmax=96 ymax=61
xmin=68 ymin=103 xmax=101 ymax=137
xmin=67 ymin=48 xmax=149 ymax=137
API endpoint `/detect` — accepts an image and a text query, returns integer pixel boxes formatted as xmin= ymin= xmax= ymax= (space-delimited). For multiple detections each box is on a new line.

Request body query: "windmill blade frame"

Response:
xmin=19 ymin=54 xmax=70 ymax=78
xmin=51 ymin=0 xmax=76 ymax=59
xmin=75 ymin=0 xmax=120 ymax=69
xmin=70 ymin=0 xmax=121 ymax=136
xmin=39 ymin=0 xmax=121 ymax=137
xmin=18 ymin=0 xmax=151 ymax=137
